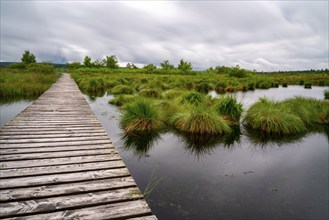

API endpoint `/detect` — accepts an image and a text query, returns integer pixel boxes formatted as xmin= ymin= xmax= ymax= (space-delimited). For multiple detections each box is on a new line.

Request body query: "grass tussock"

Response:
xmin=180 ymin=91 xmax=205 ymax=106
xmin=213 ymin=96 xmax=243 ymax=123
xmin=324 ymin=90 xmax=329 ymax=99
xmin=108 ymin=94 xmax=136 ymax=107
xmin=170 ymin=105 xmax=231 ymax=135
xmin=138 ymin=88 xmax=162 ymax=98
xmin=243 ymin=98 xmax=307 ymax=135
xmin=120 ymin=98 xmax=165 ymax=132
xmin=110 ymin=85 xmax=135 ymax=94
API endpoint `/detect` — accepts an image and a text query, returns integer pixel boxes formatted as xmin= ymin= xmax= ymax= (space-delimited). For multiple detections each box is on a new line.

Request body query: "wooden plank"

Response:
xmin=3 ymin=200 xmax=152 ymax=220
xmin=0 ymin=144 xmax=113 ymax=154
xmin=0 ymin=187 xmax=144 ymax=218
xmin=0 ymin=154 xmax=121 ymax=169
xmin=0 ymin=149 xmax=116 ymax=161
xmin=0 ymin=160 xmax=125 ymax=178
xmin=0 ymin=168 xmax=130 ymax=189
xmin=0 ymin=140 xmax=112 ymax=148
xmin=0 ymin=136 xmax=110 ymax=144
xmin=0 ymin=176 xmax=136 ymax=202
xmin=0 ymin=132 xmax=108 ymax=140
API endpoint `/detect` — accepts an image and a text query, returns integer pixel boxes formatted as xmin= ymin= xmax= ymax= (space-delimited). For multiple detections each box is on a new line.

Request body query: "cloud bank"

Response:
xmin=1 ymin=1 xmax=328 ymax=71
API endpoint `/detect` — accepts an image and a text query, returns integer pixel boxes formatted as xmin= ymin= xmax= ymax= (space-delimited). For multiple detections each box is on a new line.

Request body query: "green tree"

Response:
xmin=160 ymin=60 xmax=174 ymax=70
xmin=126 ymin=62 xmax=138 ymax=69
xmin=93 ymin=59 xmax=105 ymax=68
xmin=21 ymin=50 xmax=36 ymax=64
xmin=104 ymin=55 xmax=119 ymax=68
xmin=83 ymin=56 xmax=92 ymax=67
xmin=177 ymin=59 xmax=192 ymax=73
xmin=144 ymin=64 xmax=157 ymax=73
xmin=67 ymin=62 xmax=82 ymax=70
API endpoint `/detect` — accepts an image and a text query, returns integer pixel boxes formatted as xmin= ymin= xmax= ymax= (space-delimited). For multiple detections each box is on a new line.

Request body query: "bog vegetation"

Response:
xmin=0 ymin=51 xmax=61 ymax=102
xmin=68 ymin=55 xmax=328 ymax=137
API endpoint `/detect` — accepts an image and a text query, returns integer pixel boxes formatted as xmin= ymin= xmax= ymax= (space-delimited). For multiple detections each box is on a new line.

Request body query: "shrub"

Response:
xmin=26 ymin=63 xmax=55 ymax=74
xmin=8 ymin=62 xmax=26 ymax=69
xmin=325 ymin=90 xmax=329 ymax=99
xmin=243 ymin=98 xmax=307 ymax=135
xmin=304 ymin=82 xmax=312 ymax=89
xmin=213 ymin=96 xmax=243 ymax=123
xmin=170 ymin=105 xmax=231 ymax=134
xmin=195 ymin=82 xmax=214 ymax=93
xmin=259 ymin=81 xmax=271 ymax=89
xmin=111 ymin=85 xmax=135 ymax=94
xmin=180 ymin=91 xmax=205 ymax=106
xmin=247 ymin=82 xmax=255 ymax=90
xmin=120 ymin=98 xmax=164 ymax=132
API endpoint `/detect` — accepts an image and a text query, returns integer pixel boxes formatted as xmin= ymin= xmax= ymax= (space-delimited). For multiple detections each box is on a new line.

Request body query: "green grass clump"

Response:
xmin=108 ymin=94 xmax=136 ymax=107
xmin=110 ymin=85 xmax=135 ymax=94
xmin=170 ymin=106 xmax=231 ymax=135
xmin=213 ymin=96 xmax=243 ymax=123
xmin=243 ymin=98 xmax=307 ymax=135
xmin=120 ymin=98 xmax=164 ymax=132
xmin=180 ymin=91 xmax=205 ymax=106
xmin=325 ymin=90 xmax=329 ymax=99
xmin=304 ymin=82 xmax=312 ymax=89
xmin=282 ymin=82 xmax=288 ymax=87
xmin=138 ymin=89 xmax=162 ymax=98
xmin=195 ymin=82 xmax=215 ymax=93
xmin=163 ymin=89 xmax=185 ymax=99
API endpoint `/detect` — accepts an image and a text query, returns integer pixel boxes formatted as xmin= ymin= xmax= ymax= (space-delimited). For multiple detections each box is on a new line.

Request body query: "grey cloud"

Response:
xmin=1 ymin=1 xmax=328 ymax=71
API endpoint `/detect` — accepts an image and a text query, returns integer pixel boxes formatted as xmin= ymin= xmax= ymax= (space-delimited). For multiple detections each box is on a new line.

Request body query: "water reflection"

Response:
xmin=85 ymin=90 xmax=107 ymax=102
xmin=244 ymin=124 xmax=329 ymax=148
xmin=120 ymin=131 xmax=161 ymax=157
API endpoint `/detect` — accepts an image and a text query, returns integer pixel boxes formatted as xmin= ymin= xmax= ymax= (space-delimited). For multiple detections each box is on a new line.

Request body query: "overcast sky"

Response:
xmin=1 ymin=1 xmax=328 ymax=71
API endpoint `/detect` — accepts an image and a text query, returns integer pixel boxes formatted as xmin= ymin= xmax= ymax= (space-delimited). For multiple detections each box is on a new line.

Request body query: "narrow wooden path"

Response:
xmin=0 ymin=74 xmax=157 ymax=219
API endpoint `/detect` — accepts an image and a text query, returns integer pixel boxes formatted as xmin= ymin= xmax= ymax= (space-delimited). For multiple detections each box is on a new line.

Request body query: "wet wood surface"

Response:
xmin=0 ymin=73 xmax=156 ymax=219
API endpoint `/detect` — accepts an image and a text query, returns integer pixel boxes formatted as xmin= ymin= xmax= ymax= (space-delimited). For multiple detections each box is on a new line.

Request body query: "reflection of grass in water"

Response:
xmin=244 ymin=126 xmax=307 ymax=147
xmin=175 ymin=126 xmax=241 ymax=157
xmin=119 ymin=131 xmax=161 ymax=156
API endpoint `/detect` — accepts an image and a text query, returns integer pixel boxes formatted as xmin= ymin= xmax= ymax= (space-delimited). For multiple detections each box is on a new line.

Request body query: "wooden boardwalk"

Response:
xmin=0 ymin=74 xmax=157 ymax=219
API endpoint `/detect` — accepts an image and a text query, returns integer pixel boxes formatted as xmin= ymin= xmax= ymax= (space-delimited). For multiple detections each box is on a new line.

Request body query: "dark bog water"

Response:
xmin=1 ymin=86 xmax=328 ymax=220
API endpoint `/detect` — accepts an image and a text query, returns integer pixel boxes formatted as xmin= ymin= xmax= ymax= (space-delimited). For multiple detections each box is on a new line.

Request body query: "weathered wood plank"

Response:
xmin=0 ymin=154 xmax=121 ymax=169
xmin=0 ymin=176 xmax=136 ymax=202
xmin=0 ymin=160 xmax=125 ymax=178
xmin=0 ymin=140 xmax=112 ymax=148
xmin=0 ymin=144 xmax=113 ymax=154
xmin=0 ymin=168 xmax=130 ymax=189
xmin=0 ymin=149 xmax=116 ymax=161
xmin=0 ymin=132 xmax=108 ymax=140
xmin=0 ymin=187 xmax=143 ymax=218
xmin=4 ymin=200 xmax=152 ymax=220
xmin=0 ymin=136 xmax=110 ymax=144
